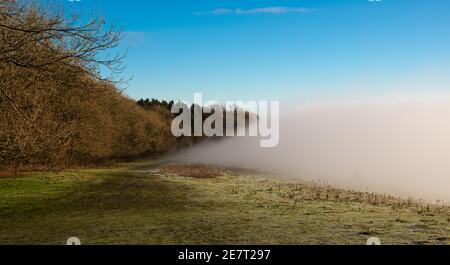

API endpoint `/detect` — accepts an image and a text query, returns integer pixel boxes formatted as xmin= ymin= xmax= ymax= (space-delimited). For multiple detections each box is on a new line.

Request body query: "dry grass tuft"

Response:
xmin=160 ymin=164 xmax=224 ymax=178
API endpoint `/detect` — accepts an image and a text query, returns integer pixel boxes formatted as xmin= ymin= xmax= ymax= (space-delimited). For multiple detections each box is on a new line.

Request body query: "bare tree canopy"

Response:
xmin=0 ymin=1 xmax=178 ymax=172
xmin=0 ymin=0 xmax=125 ymax=82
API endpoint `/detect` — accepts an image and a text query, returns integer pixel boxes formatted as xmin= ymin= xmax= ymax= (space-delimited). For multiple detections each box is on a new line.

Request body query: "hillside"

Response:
xmin=0 ymin=159 xmax=448 ymax=245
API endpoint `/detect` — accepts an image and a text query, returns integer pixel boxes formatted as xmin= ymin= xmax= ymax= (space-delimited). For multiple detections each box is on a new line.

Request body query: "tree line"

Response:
xmin=0 ymin=1 xmax=248 ymax=174
xmin=0 ymin=1 xmax=182 ymax=173
xmin=137 ymin=98 xmax=253 ymax=142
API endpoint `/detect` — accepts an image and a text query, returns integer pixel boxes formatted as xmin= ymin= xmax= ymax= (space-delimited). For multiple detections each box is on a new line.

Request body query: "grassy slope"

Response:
xmin=0 ymin=159 xmax=449 ymax=245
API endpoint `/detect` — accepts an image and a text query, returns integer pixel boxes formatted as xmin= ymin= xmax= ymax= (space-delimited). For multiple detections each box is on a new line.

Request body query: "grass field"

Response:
xmin=0 ymin=159 xmax=449 ymax=245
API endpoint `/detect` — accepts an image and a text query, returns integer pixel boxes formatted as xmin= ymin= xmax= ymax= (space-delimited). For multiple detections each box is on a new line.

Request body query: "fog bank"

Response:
xmin=174 ymin=97 xmax=450 ymax=202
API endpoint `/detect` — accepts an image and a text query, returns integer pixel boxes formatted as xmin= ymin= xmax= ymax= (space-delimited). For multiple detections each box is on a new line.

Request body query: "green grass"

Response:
xmin=0 ymin=159 xmax=449 ymax=245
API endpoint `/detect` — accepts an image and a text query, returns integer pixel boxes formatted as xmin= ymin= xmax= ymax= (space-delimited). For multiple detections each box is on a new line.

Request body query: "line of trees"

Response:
xmin=0 ymin=1 xmax=179 ymax=172
xmin=137 ymin=98 xmax=253 ymax=142
xmin=0 ymin=1 xmax=250 ymax=174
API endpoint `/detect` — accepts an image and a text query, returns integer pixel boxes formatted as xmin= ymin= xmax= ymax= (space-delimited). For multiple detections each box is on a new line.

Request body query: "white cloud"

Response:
xmin=236 ymin=7 xmax=310 ymax=15
xmin=194 ymin=6 xmax=311 ymax=16
xmin=211 ymin=8 xmax=233 ymax=15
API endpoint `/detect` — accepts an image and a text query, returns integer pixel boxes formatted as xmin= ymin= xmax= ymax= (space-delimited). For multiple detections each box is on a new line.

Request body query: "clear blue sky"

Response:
xmin=64 ymin=0 xmax=450 ymax=103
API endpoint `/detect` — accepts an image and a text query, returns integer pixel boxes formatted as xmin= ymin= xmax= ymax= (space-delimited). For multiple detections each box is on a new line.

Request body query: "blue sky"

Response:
xmin=64 ymin=0 xmax=450 ymax=103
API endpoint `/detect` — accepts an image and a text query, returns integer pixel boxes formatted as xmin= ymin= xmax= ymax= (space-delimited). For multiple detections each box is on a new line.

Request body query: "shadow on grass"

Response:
xmin=0 ymin=165 xmax=218 ymax=244
xmin=0 ymin=170 xmax=198 ymax=221
xmin=58 ymin=172 xmax=197 ymax=213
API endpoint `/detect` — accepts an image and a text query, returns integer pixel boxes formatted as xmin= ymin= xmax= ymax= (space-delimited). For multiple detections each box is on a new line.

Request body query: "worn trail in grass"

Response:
xmin=0 ymin=159 xmax=449 ymax=245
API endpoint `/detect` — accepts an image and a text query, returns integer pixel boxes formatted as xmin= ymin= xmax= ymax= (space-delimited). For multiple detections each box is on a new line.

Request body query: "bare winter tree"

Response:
xmin=0 ymin=0 xmax=126 ymax=170
xmin=0 ymin=0 xmax=125 ymax=80
xmin=0 ymin=0 xmax=178 ymax=173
